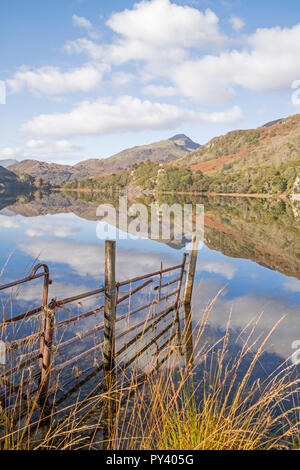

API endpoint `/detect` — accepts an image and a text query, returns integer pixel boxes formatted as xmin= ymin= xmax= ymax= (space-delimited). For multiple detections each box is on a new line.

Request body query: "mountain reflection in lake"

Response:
xmin=0 ymin=191 xmax=300 ymax=445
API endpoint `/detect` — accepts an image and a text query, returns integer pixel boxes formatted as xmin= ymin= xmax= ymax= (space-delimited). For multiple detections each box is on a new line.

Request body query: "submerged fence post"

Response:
xmin=40 ymin=303 xmax=55 ymax=399
xmin=103 ymin=240 xmax=117 ymax=449
xmin=183 ymin=234 xmax=199 ymax=308
xmin=103 ymin=240 xmax=116 ymax=371
xmin=39 ymin=266 xmax=50 ymax=378
xmin=183 ymin=235 xmax=199 ymax=368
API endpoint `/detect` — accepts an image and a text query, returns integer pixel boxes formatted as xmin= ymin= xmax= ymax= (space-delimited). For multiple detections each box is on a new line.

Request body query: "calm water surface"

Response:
xmin=1 ymin=192 xmax=300 ymax=392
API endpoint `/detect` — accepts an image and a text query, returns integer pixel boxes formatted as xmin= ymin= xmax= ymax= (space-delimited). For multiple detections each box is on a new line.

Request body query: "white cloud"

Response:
xmin=229 ymin=15 xmax=245 ymax=31
xmin=142 ymin=85 xmax=178 ymax=97
xmin=198 ymin=260 xmax=236 ymax=280
xmin=25 ymin=223 xmax=79 ymax=238
xmin=282 ymin=279 xmax=300 ymax=293
xmin=0 ymin=140 xmax=83 ymax=163
xmin=0 ymin=147 xmax=23 ymax=159
xmin=26 ymin=139 xmax=83 ymax=154
xmin=64 ymin=38 xmax=103 ymax=60
xmin=172 ymin=55 xmax=236 ymax=104
xmin=171 ymin=23 xmax=300 ymax=102
xmin=0 ymin=214 xmax=21 ymax=229
xmin=7 ymin=63 xmax=109 ymax=95
xmin=107 ymin=0 xmax=224 ymax=49
xmin=20 ymin=95 xmax=242 ymax=137
xmin=26 ymin=139 xmax=45 ymax=150
xmin=65 ymin=0 xmax=225 ymax=68
xmin=62 ymin=3 xmax=300 ymax=106
xmin=112 ymin=71 xmax=135 ymax=87
xmin=72 ymin=14 xmax=92 ymax=30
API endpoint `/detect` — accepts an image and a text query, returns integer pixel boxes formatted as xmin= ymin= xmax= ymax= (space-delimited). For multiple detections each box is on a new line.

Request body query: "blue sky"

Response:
xmin=1 ymin=0 xmax=300 ymax=164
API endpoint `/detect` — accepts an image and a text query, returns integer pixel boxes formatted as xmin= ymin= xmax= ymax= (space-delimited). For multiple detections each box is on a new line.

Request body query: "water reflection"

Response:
xmin=0 ymin=192 xmax=300 ymax=382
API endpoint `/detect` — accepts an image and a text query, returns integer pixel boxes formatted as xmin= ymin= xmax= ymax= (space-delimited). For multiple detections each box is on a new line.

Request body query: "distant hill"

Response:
xmin=169 ymin=134 xmax=200 ymax=151
xmin=8 ymin=160 xmax=76 ymax=186
xmin=175 ymin=114 xmax=300 ymax=194
xmin=8 ymin=135 xmax=200 ymax=185
xmin=0 ymin=165 xmax=36 ymax=194
xmin=0 ymin=159 xmax=18 ymax=168
xmin=262 ymin=119 xmax=283 ymax=128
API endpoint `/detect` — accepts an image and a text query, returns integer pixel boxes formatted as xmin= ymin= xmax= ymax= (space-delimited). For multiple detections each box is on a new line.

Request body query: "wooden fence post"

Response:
xmin=40 ymin=304 xmax=55 ymax=399
xmin=183 ymin=234 xmax=199 ymax=307
xmin=39 ymin=268 xmax=50 ymax=382
xmin=183 ymin=235 xmax=199 ymax=368
xmin=103 ymin=240 xmax=116 ymax=449
xmin=103 ymin=240 xmax=116 ymax=371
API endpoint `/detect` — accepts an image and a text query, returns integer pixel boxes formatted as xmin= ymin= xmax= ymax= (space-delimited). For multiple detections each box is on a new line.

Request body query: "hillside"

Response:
xmin=8 ymin=134 xmax=199 ymax=185
xmin=0 ymin=165 xmax=36 ymax=194
xmin=8 ymin=160 xmax=76 ymax=186
xmin=175 ymin=114 xmax=300 ymax=194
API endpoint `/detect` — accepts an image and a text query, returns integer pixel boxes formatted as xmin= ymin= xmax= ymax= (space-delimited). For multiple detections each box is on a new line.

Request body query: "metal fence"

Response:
xmin=0 ymin=243 xmax=195 ymax=407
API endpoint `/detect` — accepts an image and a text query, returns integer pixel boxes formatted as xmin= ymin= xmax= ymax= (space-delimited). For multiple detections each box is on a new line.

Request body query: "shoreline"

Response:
xmin=59 ymin=187 xmax=289 ymax=200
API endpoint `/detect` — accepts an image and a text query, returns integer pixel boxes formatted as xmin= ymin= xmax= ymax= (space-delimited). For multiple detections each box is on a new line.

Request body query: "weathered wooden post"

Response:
xmin=103 ymin=240 xmax=116 ymax=371
xmin=103 ymin=240 xmax=117 ymax=449
xmin=39 ymin=266 xmax=50 ymax=379
xmin=183 ymin=234 xmax=199 ymax=368
xmin=183 ymin=234 xmax=199 ymax=308
xmin=175 ymin=253 xmax=187 ymax=355
xmin=40 ymin=302 xmax=55 ymax=400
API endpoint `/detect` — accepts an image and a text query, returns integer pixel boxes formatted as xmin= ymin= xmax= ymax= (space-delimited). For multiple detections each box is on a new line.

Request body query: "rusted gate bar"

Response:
xmin=0 ymin=264 xmax=50 ymax=327
xmin=0 ymin=264 xmax=49 ymax=291
xmin=55 ymin=278 xmax=152 ymax=329
xmin=155 ymin=276 xmax=181 ymax=290
xmin=7 ymin=331 xmax=41 ymax=352
xmin=52 ymin=342 xmax=104 ymax=374
xmin=117 ymin=262 xmax=184 ymax=288
xmin=116 ymin=303 xmax=176 ymax=343
xmin=51 ymin=260 xmax=183 ymax=310
xmin=1 ymin=253 xmax=188 ymax=408
xmin=55 ymin=286 xmax=105 ymax=308
xmin=0 ymin=352 xmax=40 ymax=378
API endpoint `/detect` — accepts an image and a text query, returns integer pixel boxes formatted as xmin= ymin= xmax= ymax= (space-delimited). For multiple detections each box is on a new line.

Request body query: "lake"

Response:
xmin=1 ymin=191 xmax=300 ymax=447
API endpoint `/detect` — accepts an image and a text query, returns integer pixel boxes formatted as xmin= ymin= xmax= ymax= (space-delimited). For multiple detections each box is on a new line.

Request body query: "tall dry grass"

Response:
xmin=1 ymin=290 xmax=300 ymax=450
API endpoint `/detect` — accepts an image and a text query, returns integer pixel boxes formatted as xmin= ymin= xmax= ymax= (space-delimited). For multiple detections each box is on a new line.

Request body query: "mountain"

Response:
xmin=8 ymin=135 xmax=200 ymax=185
xmin=169 ymin=134 xmax=200 ymax=151
xmin=0 ymin=159 xmax=18 ymax=168
xmin=175 ymin=114 xmax=300 ymax=194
